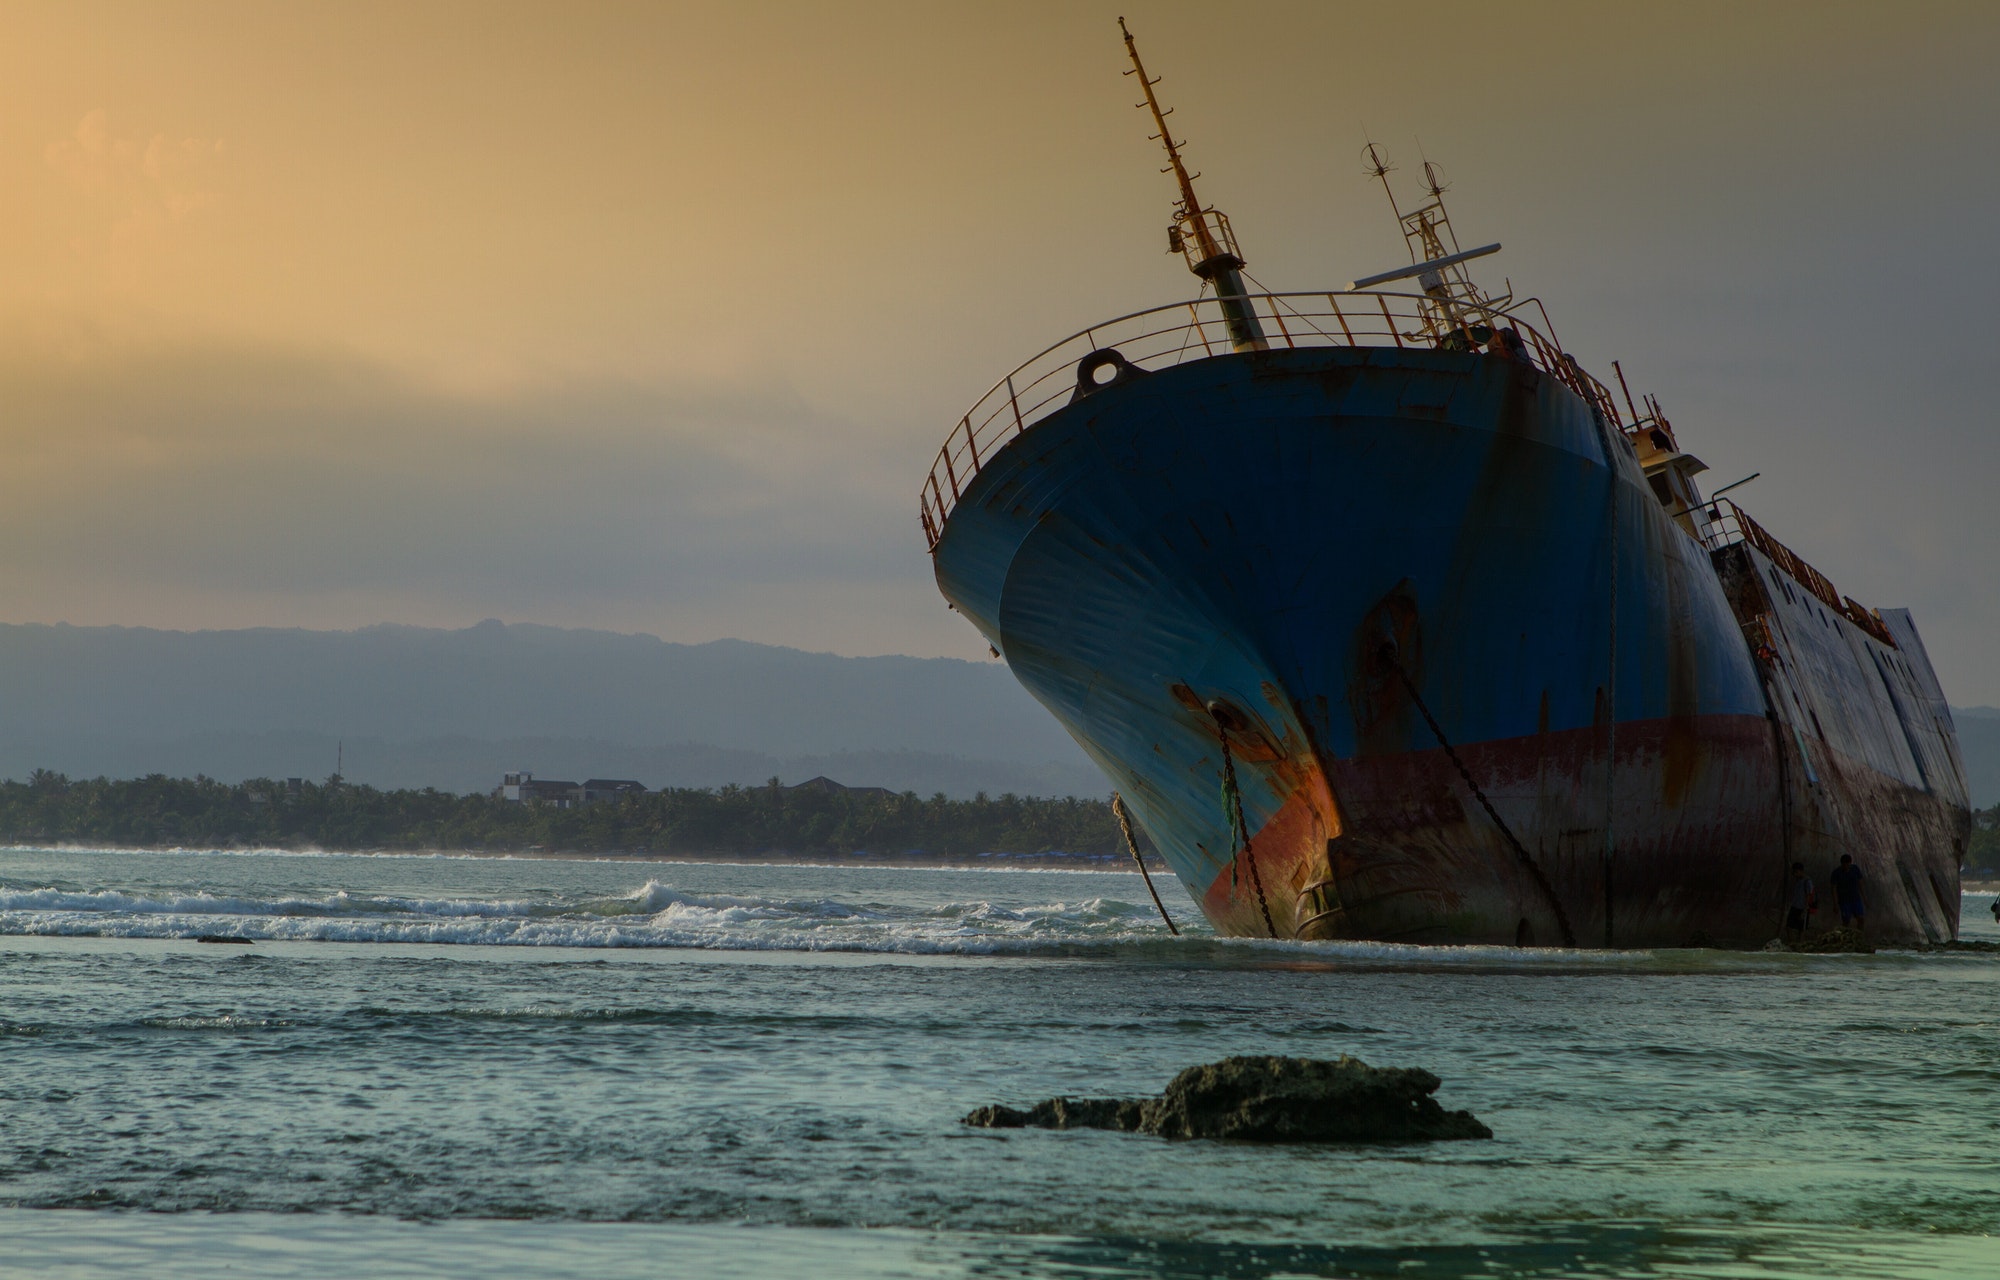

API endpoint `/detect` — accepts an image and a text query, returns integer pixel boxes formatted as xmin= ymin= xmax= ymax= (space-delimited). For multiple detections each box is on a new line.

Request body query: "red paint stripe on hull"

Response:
xmin=1201 ymin=712 xmax=1958 ymax=947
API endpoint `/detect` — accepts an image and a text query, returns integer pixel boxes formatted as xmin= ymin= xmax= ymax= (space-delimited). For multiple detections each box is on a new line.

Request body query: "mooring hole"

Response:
xmin=1515 ymin=918 xmax=1536 ymax=948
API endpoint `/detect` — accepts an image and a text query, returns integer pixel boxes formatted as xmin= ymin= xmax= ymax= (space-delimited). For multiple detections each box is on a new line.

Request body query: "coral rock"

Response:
xmin=962 ymin=1054 xmax=1490 ymax=1143
xmin=1792 ymin=928 xmax=1875 ymax=954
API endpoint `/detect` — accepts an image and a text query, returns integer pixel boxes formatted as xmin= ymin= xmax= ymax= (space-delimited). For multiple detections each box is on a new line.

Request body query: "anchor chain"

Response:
xmin=1381 ymin=645 xmax=1578 ymax=948
xmin=1213 ymin=719 xmax=1279 ymax=939
xmin=1111 ymin=792 xmax=1179 ymax=936
xmin=1602 ymin=445 xmax=1621 ymax=947
xmin=1590 ymin=391 xmax=1624 ymax=947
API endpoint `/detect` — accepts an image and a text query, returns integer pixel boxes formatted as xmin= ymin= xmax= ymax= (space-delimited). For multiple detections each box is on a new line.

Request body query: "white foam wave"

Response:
xmin=0 ymin=877 xmax=1175 ymax=955
xmin=0 ymin=843 xmax=1158 ymax=873
xmin=0 ymin=885 xmax=553 ymax=920
xmin=137 ymin=1014 xmax=295 ymax=1030
xmin=0 ymin=886 xmax=323 ymax=915
xmin=7 ymin=875 xmax=1924 ymax=964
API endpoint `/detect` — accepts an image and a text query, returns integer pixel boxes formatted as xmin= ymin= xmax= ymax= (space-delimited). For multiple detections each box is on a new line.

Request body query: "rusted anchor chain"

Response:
xmin=1212 ymin=713 xmax=1279 ymax=939
xmin=1111 ymin=792 xmax=1179 ymax=936
xmin=1380 ymin=645 xmax=1578 ymax=949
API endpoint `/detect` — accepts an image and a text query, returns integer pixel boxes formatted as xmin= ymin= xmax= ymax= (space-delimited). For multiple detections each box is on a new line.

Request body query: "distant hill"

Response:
xmin=0 ymin=620 xmax=1987 ymax=806
xmin=0 ymin=622 xmax=1109 ymax=798
xmin=1957 ymin=706 xmax=2000 ymax=808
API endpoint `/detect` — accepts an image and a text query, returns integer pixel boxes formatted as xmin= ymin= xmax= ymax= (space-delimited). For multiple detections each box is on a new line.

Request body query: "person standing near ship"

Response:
xmin=1829 ymin=854 xmax=1865 ymax=932
xmin=1785 ymin=862 xmax=1817 ymax=945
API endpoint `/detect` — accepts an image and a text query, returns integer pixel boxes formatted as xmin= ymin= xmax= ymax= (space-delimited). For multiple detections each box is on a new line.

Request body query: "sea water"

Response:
xmin=2 ymin=846 xmax=1996 ymax=1279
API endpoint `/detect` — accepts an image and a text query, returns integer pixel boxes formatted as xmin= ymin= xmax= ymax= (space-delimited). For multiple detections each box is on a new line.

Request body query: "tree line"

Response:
xmin=0 ymin=771 xmax=1147 ymax=859
xmin=2 ymin=768 xmax=1987 ymax=872
xmin=1971 ymin=803 xmax=2000 ymax=876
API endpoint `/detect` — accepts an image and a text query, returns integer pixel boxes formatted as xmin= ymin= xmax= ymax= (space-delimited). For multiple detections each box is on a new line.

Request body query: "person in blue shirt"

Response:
xmin=1829 ymin=853 xmax=1864 ymax=932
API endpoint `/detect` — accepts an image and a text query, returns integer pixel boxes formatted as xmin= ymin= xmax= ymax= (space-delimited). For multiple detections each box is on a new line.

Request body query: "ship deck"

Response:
xmin=921 ymin=290 xmax=1625 ymax=546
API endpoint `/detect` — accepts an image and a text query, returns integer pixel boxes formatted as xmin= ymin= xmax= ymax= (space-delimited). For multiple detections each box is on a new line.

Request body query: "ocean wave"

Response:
xmin=4 ymin=874 xmax=1977 ymax=964
xmin=0 ymin=915 xmax=1166 ymax=954
xmin=0 ymin=885 xmax=556 ymax=920
xmin=0 ymin=843 xmax=1159 ymax=873
xmin=135 ymin=1014 xmax=297 ymax=1031
xmin=0 ymin=876 xmax=1178 ymax=955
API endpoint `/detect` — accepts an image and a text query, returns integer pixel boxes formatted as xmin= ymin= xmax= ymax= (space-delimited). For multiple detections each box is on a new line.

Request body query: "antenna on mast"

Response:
xmin=1355 ymin=142 xmax=1508 ymax=342
xmin=1364 ymin=143 xmax=1403 ymax=229
xmin=1119 ymin=17 xmax=1267 ymax=353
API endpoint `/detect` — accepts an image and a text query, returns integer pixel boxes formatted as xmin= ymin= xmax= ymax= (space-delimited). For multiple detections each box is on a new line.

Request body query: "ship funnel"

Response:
xmin=1119 ymin=19 xmax=1268 ymax=353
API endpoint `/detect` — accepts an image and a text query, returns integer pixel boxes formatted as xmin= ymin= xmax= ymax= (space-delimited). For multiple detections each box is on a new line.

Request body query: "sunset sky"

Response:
xmin=2 ymin=1 xmax=1996 ymax=701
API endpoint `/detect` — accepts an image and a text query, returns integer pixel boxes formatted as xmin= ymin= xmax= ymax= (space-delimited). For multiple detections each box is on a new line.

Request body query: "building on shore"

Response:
xmin=498 ymin=771 xmax=587 ymax=808
xmin=579 ymin=779 xmax=647 ymax=803
xmin=498 ymin=771 xmax=896 ymax=806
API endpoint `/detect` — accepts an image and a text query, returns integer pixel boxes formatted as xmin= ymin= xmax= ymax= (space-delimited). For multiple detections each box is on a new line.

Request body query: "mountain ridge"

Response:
xmin=1 ymin=620 xmax=1991 ymax=805
xmin=0 ymin=621 xmax=1109 ymax=797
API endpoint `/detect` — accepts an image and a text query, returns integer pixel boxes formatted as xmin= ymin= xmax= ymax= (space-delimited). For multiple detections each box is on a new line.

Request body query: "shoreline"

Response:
xmin=0 ymin=841 xmax=1173 ymax=874
xmin=6 ymin=839 xmax=1984 ymax=891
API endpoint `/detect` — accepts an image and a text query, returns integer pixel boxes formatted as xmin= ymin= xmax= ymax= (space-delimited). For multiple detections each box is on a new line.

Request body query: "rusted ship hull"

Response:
xmin=930 ymin=345 xmax=1969 ymax=947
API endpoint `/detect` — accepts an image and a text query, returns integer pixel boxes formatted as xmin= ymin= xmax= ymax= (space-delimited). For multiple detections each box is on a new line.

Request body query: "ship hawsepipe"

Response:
xmin=923 ymin=293 xmax=1970 ymax=948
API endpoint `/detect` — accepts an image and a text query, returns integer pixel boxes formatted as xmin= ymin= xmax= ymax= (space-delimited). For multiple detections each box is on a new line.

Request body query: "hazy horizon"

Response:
xmin=0 ymin=618 xmax=1116 ymax=798
xmin=11 ymin=612 xmax=2000 ymax=711
xmin=0 ymin=617 xmax=1992 ymax=806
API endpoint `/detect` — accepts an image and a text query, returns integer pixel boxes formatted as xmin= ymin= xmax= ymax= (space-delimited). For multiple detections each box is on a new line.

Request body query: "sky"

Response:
xmin=1 ymin=1 xmax=1996 ymax=701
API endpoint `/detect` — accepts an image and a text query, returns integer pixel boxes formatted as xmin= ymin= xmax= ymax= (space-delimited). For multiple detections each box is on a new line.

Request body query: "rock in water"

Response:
xmin=1792 ymin=928 xmax=1874 ymax=954
xmin=1146 ymin=1055 xmax=1490 ymax=1141
xmin=962 ymin=1054 xmax=1490 ymax=1142
xmin=961 ymin=1097 xmax=1145 ymax=1131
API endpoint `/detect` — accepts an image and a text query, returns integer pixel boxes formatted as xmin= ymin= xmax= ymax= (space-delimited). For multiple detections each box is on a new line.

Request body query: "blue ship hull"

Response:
xmin=931 ymin=346 xmax=1968 ymax=946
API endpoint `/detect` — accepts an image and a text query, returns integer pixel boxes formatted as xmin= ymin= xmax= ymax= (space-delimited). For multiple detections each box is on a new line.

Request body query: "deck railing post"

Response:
xmin=1187 ymin=302 xmax=1215 ymax=357
xmin=1377 ymin=294 xmax=1404 ymax=348
xmin=1524 ymin=330 xmax=1552 ymax=372
xmin=1328 ymin=295 xmax=1355 ymax=346
xmin=1265 ymin=296 xmax=1295 ymax=349
xmin=1007 ymin=375 xmax=1024 ymax=435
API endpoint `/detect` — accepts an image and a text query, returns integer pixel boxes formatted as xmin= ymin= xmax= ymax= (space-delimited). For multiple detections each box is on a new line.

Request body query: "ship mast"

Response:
xmin=1120 ymin=18 xmax=1268 ymax=353
xmin=1358 ymin=144 xmax=1506 ymax=343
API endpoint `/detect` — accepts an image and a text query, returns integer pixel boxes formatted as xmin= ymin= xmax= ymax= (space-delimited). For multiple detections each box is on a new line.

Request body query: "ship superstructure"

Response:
xmin=921 ymin=24 xmax=1970 ymax=947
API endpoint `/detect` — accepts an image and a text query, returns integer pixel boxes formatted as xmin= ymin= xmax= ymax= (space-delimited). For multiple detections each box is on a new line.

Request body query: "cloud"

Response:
xmin=0 ymin=326 xmax=950 ymax=652
xmin=45 ymin=110 xmax=225 ymax=251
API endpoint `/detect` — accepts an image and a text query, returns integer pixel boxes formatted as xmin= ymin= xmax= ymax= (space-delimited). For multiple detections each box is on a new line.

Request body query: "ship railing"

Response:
xmin=1700 ymin=498 xmax=1897 ymax=647
xmin=919 ymin=289 xmax=1627 ymax=548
